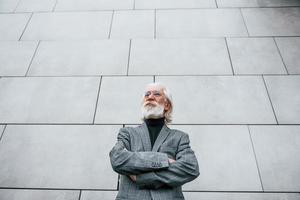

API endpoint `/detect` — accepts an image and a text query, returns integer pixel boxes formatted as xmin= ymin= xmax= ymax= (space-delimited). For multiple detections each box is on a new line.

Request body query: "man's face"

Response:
xmin=143 ymin=86 xmax=170 ymax=112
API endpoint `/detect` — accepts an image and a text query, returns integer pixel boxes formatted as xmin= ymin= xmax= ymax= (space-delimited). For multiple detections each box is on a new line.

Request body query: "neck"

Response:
xmin=145 ymin=117 xmax=165 ymax=127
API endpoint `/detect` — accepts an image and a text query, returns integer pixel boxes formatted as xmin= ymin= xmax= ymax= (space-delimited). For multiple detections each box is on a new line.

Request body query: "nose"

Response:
xmin=148 ymin=92 xmax=156 ymax=98
xmin=145 ymin=92 xmax=155 ymax=99
xmin=145 ymin=96 xmax=155 ymax=102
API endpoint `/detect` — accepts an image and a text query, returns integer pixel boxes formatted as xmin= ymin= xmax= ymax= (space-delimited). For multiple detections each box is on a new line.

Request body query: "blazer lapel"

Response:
xmin=152 ymin=125 xmax=171 ymax=152
xmin=139 ymin=122 xmax=152 ymax=151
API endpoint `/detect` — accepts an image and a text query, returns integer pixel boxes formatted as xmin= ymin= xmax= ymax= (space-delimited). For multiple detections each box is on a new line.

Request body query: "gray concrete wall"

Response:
xmin=0 ymin=0 xmax=300 ymax=199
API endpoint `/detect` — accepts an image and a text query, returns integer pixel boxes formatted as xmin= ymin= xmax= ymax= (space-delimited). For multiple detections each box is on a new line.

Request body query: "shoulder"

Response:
xmin=169 ymin=127 xmax=188 ymax=136
xmin=120 ymin=125 xmax=141 ymax=132
xmin=118 ymin=125 xmax=142 ymax=136
xmin=168 ymin=127 xmax=190 ymax=140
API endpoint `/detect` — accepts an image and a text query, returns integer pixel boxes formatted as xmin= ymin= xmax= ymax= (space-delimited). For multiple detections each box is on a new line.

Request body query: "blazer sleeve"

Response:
xmin=135 ymin=133 xmax=200 ymax=189
xmin=109 ymin=127 xmax=169 ymax=175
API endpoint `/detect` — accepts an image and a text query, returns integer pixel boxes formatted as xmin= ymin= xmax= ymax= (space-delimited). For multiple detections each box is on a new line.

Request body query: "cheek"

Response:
xmin=158 ymin=98 xmax=166 ymax=105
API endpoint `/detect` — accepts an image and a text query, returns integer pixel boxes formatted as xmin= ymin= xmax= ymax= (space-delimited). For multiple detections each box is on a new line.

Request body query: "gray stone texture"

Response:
xmin=172 ymin=125 xmax=262 ymax=191
xmin=135 ymin=0 xmax=216 ymax=9
xmin=249 ymin=125 xmax=300 ymax=191
xmin=0 ymin=77 xmax=100 ymax=123
xmin=129 ymin=39 xmax=232 ymax=75
xmin=55 ymin=0 xmax=134 ymax=11
xmin=21 ymin=12 xmax=112 ymax=40
xmin=156 ymin=76 xmax=276 ymax=124
xmin=0 ymin=125 xmax=4 ymax=138
xmin=110 ymin=10 xmax=154 ymax=39
xmin=0 ymin=125 xmax=120 ymax=189
xmin=0 ymin=189 xmax=79 ymax=200
xmin=81 ymin=191 xmax=118 ymax=200
xmin=184 ymin=192 xmax=300 ymax=200
xmin=217 ymin=0 xmax=300 ymax=7
xmin=0 ymin=0 xmax=299 ymax=197
xmin=275 ymin=37 xmax=300 ymax=74
xmin=15 ymin=0 xmax=56 ymax=12
xmin=263 ymin=75 xmax=300 ymax=124
xmin=156 ymin=9 xmax=248 ymax=38
xmin=0 ymin=13 xmax=30 ymax=40
xmin=217 ymin=0 xmax=262 ymax=7
xmin=28 ymin=40 xmax=129 ymax=76
xmin=95 ymin=76 xmax=153 ymax=124
xmin=81 ymin=191 xmax=300 ymax=200
xmin=0 ymin=41 xmax=38 ymax=76
xmin=227 ymin=38 xmax=286 ymax=74
xmin=242 ymin=8 xmax=300 ymax=36
xmin=0 ymin=0 xmax=19 ymax=12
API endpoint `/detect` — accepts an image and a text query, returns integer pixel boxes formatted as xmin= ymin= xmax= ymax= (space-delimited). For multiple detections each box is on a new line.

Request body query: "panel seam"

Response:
xmin=247 ymin=125 xmax=264 ymax=191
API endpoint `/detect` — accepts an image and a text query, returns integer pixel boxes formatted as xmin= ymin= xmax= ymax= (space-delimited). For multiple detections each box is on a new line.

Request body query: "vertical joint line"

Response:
xmin=13 ymin=0 xmax=22 ymax=12
xmin=78 ymin=190 xmax=82 ymax=200
xmin=153 ymin=76 xmax=156 ymax=83
xmin=247 ymin=125 xmax=265 ymax=191
xmin=19 ymin=12 xmax=33 ymax=41
xmin=108 ymin=11 xmax=115 ymax=39
xmin=92 ymin=77 xmax=102 ymax=124
xmin=273 ymin=37 xmax=289 ymax=75
xmin=25 ymin=40 xmax=40 ymax=77
xmin=225 ymin=38 xmax=235 ymax=75
xmin=52 ymin=0 xmax=58 ymax=12
xmin=239 ymin=8 xmax=250 ymax=37
xmin=214 ymin=0 xmax=218 ymax=8
xmin=154 ymin=9 xmax=157 ymax=39
xmin=126 ymin=40 xmax=132 ymax=76
xmin=262 ymin=75 xmax=279 ymax=124
xmin=0 ymin=125 xmax=7 ymax=143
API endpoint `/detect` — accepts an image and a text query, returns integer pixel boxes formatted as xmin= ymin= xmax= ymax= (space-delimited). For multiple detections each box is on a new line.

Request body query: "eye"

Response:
xmin=144 ymin=91 xmax=162 ymax=98
xmin=144 ymin=91 xmax=151 ymax=97
xmin=153 ymin=92 xmax=161 ymax=96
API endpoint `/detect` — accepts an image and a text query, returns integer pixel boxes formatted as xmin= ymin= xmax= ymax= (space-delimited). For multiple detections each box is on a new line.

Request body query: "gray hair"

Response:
xmin=142 ymin=82 xmax=173 ymax=124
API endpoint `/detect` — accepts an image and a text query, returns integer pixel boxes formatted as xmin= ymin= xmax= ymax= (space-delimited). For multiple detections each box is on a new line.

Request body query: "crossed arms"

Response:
xmin=109 ymin=128 xmax=200 ymax=189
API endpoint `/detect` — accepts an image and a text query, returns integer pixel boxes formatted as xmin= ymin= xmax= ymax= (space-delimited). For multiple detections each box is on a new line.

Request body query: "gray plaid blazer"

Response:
xmin=109 ymin=123 xmax=200 ymax=200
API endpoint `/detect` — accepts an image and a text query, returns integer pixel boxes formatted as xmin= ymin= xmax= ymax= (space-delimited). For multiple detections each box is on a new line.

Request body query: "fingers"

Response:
xmin=129 ymin=175 xmax=137 ymax=182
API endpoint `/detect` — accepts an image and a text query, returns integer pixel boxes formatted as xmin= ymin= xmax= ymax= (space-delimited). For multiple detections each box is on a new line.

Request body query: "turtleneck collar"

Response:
xmin=145 ymin=117 xmax=165 ymax=127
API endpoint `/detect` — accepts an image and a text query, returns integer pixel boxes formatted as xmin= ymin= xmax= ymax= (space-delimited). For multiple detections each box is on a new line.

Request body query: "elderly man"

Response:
xmin=109 ymin=83 xmax=199 ymax=200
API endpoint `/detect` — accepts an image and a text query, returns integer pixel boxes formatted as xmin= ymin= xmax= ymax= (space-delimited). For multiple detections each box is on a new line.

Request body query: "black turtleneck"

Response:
xmin=145 ymin=118 xmax=165 ymax=148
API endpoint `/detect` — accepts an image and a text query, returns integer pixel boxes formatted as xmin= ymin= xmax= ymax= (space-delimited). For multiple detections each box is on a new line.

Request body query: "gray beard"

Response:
xmin=142 ymin=104 xmax=164 ymax=119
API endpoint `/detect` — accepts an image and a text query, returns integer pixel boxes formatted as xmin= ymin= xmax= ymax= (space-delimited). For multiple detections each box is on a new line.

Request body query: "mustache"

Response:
xmin=143 ymin=101 xmax=158 ymax=107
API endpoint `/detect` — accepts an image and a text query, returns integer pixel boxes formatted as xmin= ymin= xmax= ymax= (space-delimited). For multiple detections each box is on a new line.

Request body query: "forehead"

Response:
xmin=146 ymin=84 xmax=164 ymax=91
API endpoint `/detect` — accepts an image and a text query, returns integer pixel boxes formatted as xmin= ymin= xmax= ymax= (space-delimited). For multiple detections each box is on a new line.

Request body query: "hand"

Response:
xmin=168 ymin=158 xmax=176 ymax=164
xmin=129 ymin=175 xmax=137 ymax=182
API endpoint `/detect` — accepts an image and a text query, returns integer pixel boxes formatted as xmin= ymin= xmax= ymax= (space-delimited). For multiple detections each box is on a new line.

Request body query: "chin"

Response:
xmin=142 ymin=104 xmax=164 ymax=119
xmin=145 ymin=114 xmax=164 ymax=119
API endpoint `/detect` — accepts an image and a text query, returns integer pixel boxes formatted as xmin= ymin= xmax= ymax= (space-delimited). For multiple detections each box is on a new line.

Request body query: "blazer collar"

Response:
xmin=140 ymin=122 xmax=152 ymax=151
xmin=139 ymin=122 xmax=171 ymax=152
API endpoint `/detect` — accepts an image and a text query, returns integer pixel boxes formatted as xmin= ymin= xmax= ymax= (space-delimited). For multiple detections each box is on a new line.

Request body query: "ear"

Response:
xmin=164 ymin=101 xmax=170 ymax=111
